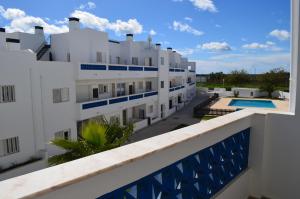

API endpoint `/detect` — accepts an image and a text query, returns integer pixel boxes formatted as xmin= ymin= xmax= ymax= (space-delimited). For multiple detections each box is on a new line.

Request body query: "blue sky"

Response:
xmin=0 ymin=0 xmax=291 ymax=74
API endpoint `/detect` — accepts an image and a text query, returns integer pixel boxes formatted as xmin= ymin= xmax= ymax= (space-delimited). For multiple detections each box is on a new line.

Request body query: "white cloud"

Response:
xmin=190 ymin=0 xmax=217 ymax=13
xmin=0 ymin=6 xmax=143 ymax=35
xmin=215 ymin=24 xmax=221 ymax=28
xmin=195 ymin=53 xmax=290 ymax=74
xmin=199 ymin=42 xmax=232 ymax=51
xmin=108 ymin=19 xmax=143 ymax=35
xmin=242 ymin=41 xmax=282 ymax=51
xmin=79 ymin=2 xmax=96 ymax=10
xmin=71 ymin=10 xmax=143 ymax=34
xmin=149 ymin=29 xmax=157 ymax=36
xmin=176 ymin=48 xmax=195 ymax=56
xmin=0 ymin=6 xmax=68 ymax=34
xmin=184 ymin=17 xmax=193 ymax=22
xmin=172 ymin=0 xmax=183 ymax=2
xmin=172 ymin=21 xmax=203 ymax=36
xmin=269 ymin=29 xmax=290 ymax=41
xmin=0 ymin=7 xmax=25 ymax=19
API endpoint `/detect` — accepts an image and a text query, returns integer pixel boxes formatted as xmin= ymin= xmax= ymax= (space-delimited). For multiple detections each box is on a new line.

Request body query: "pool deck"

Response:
xmin=210 ymin=97 xmax=289 ymax=112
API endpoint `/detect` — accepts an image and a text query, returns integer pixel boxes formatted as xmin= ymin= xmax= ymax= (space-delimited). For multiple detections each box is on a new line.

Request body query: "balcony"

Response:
xmin=169 ymin=85 xmax=185 ymax=94
xmin=77 ymin=91 xmax=158 ymax=120
xmin=77 ymin=63 xmax=158 ymax=80
xmin=1 ymin=108 xmax=296 ymax=198
xmin=169 ymin=68 xmax=186 ymax=77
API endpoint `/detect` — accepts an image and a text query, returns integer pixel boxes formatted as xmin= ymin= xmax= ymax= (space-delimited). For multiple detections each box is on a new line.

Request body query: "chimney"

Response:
xmin=69 ymin=17 xmax=80 ymax=32
xmin=173 ymin=50 xmax=176 ymax=53
xmin=0 ymin=28 xmax=5 ymax=49
xmin=155 ymin=43 xmax=161 ymax=50
xmin=167 ymin=47 xmax=172 ymax=52
xmin=6 ymin=38 xmax=20 ymax=51
xmin=34 ymin=26 xmax=44 ymax=35
xmin=126 ymin=33 xmax=133 ymax=42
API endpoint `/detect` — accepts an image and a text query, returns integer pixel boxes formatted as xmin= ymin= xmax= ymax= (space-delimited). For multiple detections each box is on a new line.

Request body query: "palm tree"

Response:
xmin=48 ymin=119 xmax=133 ymax=166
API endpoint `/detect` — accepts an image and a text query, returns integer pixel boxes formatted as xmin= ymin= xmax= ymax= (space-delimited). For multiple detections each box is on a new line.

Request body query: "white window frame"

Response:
xmin=53 ymin=88 xmax=70 ymax=103
xmin=0 ymin=137 xmax=20 ymax=157
xmin=160 ymin=57 xmax=164 ymax=65
xmin=0 ymin=85 xmax=16 ymax=103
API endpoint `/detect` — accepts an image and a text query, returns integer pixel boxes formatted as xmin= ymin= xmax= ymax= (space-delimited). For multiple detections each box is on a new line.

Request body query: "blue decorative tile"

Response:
xmin=97 ymin=128 xmax=250 ymax=199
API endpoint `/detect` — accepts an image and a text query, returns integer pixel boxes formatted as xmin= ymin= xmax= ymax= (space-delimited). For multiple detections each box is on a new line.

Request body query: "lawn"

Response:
xmin=197 ymin=82 xmax=289 ymax=92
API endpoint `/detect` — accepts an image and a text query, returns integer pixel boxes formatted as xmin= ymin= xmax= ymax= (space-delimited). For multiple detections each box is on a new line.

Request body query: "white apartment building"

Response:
xmin=0 ymin=17 xmax=196 ymax=171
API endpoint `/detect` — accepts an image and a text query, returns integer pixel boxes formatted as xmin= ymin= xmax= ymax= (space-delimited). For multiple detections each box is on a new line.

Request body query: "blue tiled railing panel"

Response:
xmin=144 ymin=67 xmax=158 ymax=71
xmin=108 ymin=65 xmax=127 ymax=71
xmin=128 ymin=66 xmax=143 ymax=71
xmin=144 ymin=91 xmax=158 ymax=97
xmin=129 ymin=94 xmax=144 ymax=100
xmin=109 ymin=97 xmax=128 ymax=104
xmin=81 ymin=64 xmax=106 ymax=70
xmin=82 ymin=100 xmax=108 ymax=110
xmin=97 ymin=128 xmax=250 ymax=199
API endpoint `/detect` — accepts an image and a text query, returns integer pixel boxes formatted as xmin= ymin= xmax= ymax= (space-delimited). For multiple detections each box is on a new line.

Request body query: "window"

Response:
xmin=116 ymin=56 xmax=121 ymax=64
xmin=99 ymin=84 xmax=107 ymax=94
xmin=161 ymin=81 xmax=164 ymax=89
xmin=138 ymin=82 xmax=143 ymax=90
xmin=117 ymin=83 xmax=126 ymax=96
xmin=0 ymin=137 xmax=19 ymax=157
xmin=132 ymin=57 xmax=139 ymax=65
xmin=67 ymin=52 xmax=70 ymax=62
xmin=96 ymin=52 xmax=102 ymax=63
xmin=53 ymin=88 xmax=69 ymax=103
xmin=92 ymin=88 xmax=99 ymax=99
xmin=160 ymin=57 xmax=164 ymax=65
xmin=0 ymin=85 xmax=15 ymax=103
xmin=149 ymin=105 xmax=153 ymax=113
xmin=55 ymin=129 xmax=71 ymax=140
xmin=145 ymin=81 xmax=152 ymax=92
xmin=145 ymin=57 xmax=153 ymax=66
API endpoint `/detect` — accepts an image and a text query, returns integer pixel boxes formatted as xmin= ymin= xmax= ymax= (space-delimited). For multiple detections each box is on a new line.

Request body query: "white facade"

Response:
xmin=0 ymin=18 xmax=196 ymax=171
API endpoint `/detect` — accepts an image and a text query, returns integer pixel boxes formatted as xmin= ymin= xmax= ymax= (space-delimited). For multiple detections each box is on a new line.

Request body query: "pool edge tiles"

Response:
xmin=229 ymin=99 xmax=276 ymax=109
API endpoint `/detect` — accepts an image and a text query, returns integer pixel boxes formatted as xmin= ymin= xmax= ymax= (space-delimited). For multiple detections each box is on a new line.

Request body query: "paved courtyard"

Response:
xmin=129 ymin=93 xmax=209 ymax=143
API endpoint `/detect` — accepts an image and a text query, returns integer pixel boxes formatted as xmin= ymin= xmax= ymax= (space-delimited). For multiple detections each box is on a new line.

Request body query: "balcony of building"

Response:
xmin=76 ymin=80 xmax=158 ymax=121
xmin=77 ymin=63 xmax=158 ymax=80
xmin=0 ymin=1 xmax=299 ymax=198
xmin=2 ymin=107 xmax=299 ymax=199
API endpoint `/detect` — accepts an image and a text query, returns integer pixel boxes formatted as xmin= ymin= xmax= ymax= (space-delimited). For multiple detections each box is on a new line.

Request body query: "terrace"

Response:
xmin=0 ymin=1 xmax=299 ymax=199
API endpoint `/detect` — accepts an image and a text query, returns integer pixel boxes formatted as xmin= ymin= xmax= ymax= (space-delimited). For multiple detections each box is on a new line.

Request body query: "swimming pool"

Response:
xmin=229 ymin=99 xmax=276 ymax=108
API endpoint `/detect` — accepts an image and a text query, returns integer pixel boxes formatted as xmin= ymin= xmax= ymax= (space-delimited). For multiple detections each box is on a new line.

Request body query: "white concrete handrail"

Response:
xmin=0 ymin=109 xmax=279 ymax=199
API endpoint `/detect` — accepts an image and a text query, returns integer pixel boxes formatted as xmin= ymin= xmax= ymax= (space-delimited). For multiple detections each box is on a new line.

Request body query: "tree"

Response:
xmin=259 ymin=68 xmax=288 ymax=98
xmin=48 ymin=119 xmax=133 ymax=166
xmin=226 ymin=69 xmax=251 ymax=86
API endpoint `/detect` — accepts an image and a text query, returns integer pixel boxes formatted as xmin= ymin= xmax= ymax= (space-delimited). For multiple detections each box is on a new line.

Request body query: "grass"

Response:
xmin=197 ymin=82 xmax=289 ymax=92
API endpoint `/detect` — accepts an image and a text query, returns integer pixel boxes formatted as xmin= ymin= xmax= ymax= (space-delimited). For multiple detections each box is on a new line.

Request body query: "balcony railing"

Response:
xmin=98 ymin=128 xmax=250 ymax=198
xmin=169 ymin=85 xmax=185 ymax=92
xmin=80 ymin=91 xmax=158 ymax=110
xmin=169 ymin=68 xmax=185 ymax=72
xmin=0 ymin=109 xmax=261 ymax=198
xmin=80 ymin=64 xmax=158 ymax=72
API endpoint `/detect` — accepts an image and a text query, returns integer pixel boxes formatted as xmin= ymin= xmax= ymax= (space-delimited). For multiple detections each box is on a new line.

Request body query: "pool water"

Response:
xmin=229 ymin=99 xmax=276 ymax=108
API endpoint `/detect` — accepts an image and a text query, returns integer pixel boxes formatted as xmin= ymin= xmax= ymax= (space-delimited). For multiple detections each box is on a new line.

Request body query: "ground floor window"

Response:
xmin=0 ymin=137 xmax=19 ymax=157
xmin=54 ymin=129 xmax=71 ymax=140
